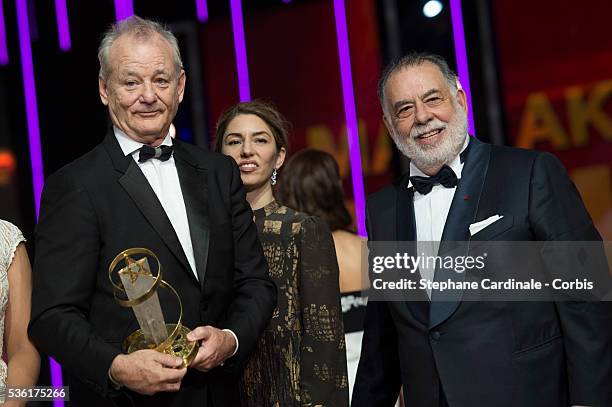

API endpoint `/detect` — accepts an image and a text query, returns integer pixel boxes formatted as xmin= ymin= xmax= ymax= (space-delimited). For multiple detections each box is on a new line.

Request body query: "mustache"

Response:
xmin=410 ymin=119 xmax=447 ymax=139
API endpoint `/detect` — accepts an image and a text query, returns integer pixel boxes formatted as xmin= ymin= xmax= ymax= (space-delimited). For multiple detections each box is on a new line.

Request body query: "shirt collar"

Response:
xmin=113 ymin=126 xmax=173 ymax=157
xmin=407 ymin=134 xmax=470 ymax=189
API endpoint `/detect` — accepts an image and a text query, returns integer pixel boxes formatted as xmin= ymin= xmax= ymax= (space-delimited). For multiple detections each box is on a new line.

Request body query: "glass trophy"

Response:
xmin=108 ymin=248 xmax=198 ymax=368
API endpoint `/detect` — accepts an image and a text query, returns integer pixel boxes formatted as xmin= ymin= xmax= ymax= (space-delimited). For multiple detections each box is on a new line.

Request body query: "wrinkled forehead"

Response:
xmin=385 ymin=62 xmax=449 ymax=100
xmin=108 ymin=32 xmax=175 ymax=71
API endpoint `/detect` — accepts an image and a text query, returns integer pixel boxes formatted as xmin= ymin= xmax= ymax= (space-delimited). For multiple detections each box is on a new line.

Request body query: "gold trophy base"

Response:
xmin=123 ymin=324 xmax=198 ymax=368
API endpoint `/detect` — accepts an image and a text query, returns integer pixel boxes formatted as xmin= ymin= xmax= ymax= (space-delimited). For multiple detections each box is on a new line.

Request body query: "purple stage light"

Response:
xmin=333 ymin=0 xmax=367 ymax=237
xmin=0 ymin=0 xmax=7 ymax=64
xmin=114 ymin=0 xmax=134 ymax=22
xmin=49 ymin=359 xmax=63 ymax=407
xmin=54 ymin=0 xmax=71 ymax=51
xmin=16 ymin=0 xmax=44 ymax=217
xmin=16 ymin=0 xmax=62 ymax=405
xmin=229 ymin=0 xmax=250 ymax=101
xmin=450 ymin=0 xmax=475 ymax=135
xmin=196 ymin=0 xmax=208 ymax=22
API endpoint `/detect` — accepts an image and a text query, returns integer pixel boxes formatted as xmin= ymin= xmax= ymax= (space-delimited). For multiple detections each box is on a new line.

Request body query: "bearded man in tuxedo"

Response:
xmin=352 ymin=52 xmax=612 ymax=407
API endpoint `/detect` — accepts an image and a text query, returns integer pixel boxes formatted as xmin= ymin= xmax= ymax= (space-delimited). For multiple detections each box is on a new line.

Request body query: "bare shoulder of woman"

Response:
xmin=333 ymin=230 xmax=368 ymax=292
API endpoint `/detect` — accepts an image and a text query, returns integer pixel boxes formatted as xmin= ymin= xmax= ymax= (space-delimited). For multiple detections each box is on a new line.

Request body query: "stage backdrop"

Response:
xmin=199 ymin=0 xmax=394 ymax=223
xmin=493 ymin=0 xmax=612 ymax=240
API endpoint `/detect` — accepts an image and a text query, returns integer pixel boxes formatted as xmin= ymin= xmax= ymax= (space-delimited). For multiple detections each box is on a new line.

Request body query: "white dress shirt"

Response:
xmin=113 ymin=127 xmax=239 ymax=359
xmin=114 ymin=127 xmax=198 ymax=279
xmin=409 ymin=135 xmax=469 ymax=297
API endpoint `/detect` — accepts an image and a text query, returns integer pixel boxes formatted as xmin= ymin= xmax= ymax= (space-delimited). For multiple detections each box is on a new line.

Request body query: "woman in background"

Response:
xmin=277 ymin=149 xmax=367 ymax=403
xmin=0 ymin=220 xmax=40 ymax=406
xmin=215 ymin=101 xmax=348 ymax=407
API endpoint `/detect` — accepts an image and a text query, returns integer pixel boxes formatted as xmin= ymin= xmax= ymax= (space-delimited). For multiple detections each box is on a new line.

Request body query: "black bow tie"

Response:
xmin=138 ymin=145 xmax=173 ymax=163
xmin=409 ymin=165 xmax=458 ymax=195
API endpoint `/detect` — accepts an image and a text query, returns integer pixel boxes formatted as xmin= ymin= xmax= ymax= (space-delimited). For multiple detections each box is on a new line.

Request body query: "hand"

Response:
xmin=109 ymin=350 xmax=186 ymax=395
xmin=187 ymin=326 xmax=236 ymax=372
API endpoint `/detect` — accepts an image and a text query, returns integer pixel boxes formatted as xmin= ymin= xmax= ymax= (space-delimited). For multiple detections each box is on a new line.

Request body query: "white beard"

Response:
xmin=390 ymin=101 xmax=468 ymax=170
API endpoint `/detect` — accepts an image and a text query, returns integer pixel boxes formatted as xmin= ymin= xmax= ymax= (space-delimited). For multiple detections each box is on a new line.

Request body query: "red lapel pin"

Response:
xmin=464 ymin=194 xmax=470 ymax=200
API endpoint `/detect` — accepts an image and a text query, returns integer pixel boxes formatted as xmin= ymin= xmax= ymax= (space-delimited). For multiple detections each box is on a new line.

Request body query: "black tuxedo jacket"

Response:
xmin=28 ymin=132 xmax=277 ymax=407
xmin=352 ymin=138 xmax=612 ymax=407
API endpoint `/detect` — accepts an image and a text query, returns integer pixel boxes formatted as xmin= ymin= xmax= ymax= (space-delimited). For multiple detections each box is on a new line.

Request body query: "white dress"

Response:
xmin=0 ymin=220 xmax=26 ymax=393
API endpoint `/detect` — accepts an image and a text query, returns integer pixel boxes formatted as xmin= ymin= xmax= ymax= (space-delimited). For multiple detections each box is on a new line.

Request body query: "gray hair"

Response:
xmin=378 ymin=52 xmax=458 ymax=110
xmin=98 ymin=15 xmax=183 ymax=83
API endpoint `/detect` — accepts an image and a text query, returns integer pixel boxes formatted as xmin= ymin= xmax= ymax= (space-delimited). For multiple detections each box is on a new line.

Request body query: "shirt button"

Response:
xmin=430 ymin=331 xmax=441 ymax=341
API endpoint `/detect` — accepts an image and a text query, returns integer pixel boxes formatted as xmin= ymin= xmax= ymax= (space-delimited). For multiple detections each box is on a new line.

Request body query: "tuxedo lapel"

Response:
xmin=396 ymin=174 xmax=416 ymax=242
xmin=439 ymin=138 xmax=490 ymax=243
xmin=429 ymin=137 xmax=491 ymax=328
xmin=119 ymin=161 xmax=197 ymax=284
xmin=173 ymin=141 xmax=210 ymax=288
xmin=103 ymin=133 xmax=198 ymax=286
xmin=396 ymin=175 xmax=430 ymax=325
xmin=103 ymin=130 xmax=131 ymax=173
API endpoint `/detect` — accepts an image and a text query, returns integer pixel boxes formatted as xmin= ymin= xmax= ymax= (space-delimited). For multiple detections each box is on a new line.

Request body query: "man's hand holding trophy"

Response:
xmin=107 ymin=248 xmax=236 ymax=394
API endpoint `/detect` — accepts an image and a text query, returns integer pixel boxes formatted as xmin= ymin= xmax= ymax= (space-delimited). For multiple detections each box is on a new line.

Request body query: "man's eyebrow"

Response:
xmin=393 ymin=99 xmax=413 ymax=111
xmin=392 ymin=88 xmax=443 ymax=109
xmin=153 ymin=68 xmax=170 ymax=76
xmin=421 ymin=88 xmax=441 ymax=99
xmin=118 ymin=69 xmax=170 ymax=77
xmin=119 ymin=70 xmax=139 ymax=77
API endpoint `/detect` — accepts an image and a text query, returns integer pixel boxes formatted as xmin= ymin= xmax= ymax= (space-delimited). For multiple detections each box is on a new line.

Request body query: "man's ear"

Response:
xmin=177 ymin=70 xmax=186 ymax=103
xmin=98 ymin=77 xmax=109 ymax=106
xmin=455 ymin=87 xmax=468 ymax=113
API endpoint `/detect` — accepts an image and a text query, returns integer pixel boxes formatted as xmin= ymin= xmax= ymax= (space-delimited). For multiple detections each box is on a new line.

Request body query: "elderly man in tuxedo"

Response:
xmin=352 ymin=52 xmax=612 ymax=407
xmin=28 ymin=16 xmax=276 ymax=407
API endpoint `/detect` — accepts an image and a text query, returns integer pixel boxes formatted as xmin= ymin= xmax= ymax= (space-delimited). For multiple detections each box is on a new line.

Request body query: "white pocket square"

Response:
xmin=469 ymin=215 xmax=503 ymax=236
